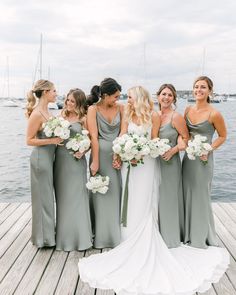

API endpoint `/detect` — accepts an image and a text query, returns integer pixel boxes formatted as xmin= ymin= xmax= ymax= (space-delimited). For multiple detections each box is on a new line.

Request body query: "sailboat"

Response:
xmin=2 ymin=57 xmax=21 ymax=107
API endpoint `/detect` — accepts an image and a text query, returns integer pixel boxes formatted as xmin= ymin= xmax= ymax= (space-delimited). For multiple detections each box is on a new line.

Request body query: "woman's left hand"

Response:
xmin=200 ymin=154 xmax=208 ymax=162
xmin=161 ymin=148 xmax=176 ymax=161
xmin=74 ymin=151 xmax=84 ymax=159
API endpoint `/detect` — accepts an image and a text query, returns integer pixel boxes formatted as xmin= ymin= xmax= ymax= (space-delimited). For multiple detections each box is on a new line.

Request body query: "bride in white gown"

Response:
xmin=78 ymin=86 xmax=229 ymax=295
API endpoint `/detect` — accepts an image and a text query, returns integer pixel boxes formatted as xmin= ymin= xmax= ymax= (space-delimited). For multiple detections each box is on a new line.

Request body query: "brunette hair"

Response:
xmin=86 ymin=77 xmax=121 ymax=106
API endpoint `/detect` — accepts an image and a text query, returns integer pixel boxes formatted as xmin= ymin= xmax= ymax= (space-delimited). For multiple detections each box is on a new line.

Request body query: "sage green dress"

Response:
xmin=182 ymin=115 xmax=218 ymax=249
xmin=158 ymin=121 xmax=184 ymax=248
xmin=30 ymin=130 xmax=56 ymax=247
xmin=54 ymin=122 xmax=92 ymax=251
xmin=90 ymin=111 xmax=122 ymax=248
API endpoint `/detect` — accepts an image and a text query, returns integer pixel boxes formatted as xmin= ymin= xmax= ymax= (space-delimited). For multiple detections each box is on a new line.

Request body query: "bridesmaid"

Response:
xmin=54 ymin=88 xmax=93 ymax=251
xmin=26 ymin=79 xmax=63 ymax=247
xmin=87 ymin=77 xmax=123 ymax=248
xmin=182 ymin=76 xmax=227 ymax=248
xmin=157 ymin=84 xmax=189 ymax=248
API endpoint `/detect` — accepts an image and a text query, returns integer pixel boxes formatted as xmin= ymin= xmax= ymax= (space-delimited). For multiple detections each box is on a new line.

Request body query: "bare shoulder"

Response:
xmin=210 ymin=107 xmax=224 ymax=121
xmin=152 ymin=110 xmax=160 ymax=119
xmin=172 ymin=111 xmax=186 ymax=128
xmin=28 ymin=109 xmax=43 ymax=122
xmin=117 ymin=102 xmax=124 ymax=112
xmin=184 ymin=105 xmax=192 ymax=117
xmin=152 ymin=111 xmax=160 ymax=124
xmin=88 ymin=105 xmax=97 ymax=114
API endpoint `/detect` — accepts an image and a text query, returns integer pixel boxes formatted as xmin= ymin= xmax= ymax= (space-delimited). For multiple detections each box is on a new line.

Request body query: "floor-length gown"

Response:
xmin=78 ymin=122 xmax=229 ymax=295
xmin=54 ymin=122 xmax=93 ymax=251
xmin=158 ymin=120 xmax=184 ymax=248
xmin=182 ymin=113 xmax=218 ymax=248
xmin=90 ymin=110 xmax=122 ymax=248
xmin=30 ymin=130 xmax=56 ymax=247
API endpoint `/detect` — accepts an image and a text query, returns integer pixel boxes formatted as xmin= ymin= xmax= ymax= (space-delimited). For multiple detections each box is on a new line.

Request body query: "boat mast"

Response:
xmin=39 ymin=33 xmax=43 ymax=79
xmin=7 ymin=56 xmax=10 ymax=98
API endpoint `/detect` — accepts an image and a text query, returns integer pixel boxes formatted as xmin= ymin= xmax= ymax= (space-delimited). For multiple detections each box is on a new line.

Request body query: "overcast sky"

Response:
xmin=1 ymin=0 xmax=236 ymax=97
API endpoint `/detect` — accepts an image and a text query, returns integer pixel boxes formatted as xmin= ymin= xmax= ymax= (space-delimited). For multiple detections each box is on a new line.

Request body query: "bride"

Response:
xmin=78 ymin=86 xmax=229 ymax=295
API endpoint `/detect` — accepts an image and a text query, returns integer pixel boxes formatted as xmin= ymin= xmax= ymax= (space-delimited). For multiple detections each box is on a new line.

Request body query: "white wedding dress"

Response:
xmin=78 ymin=122 xmax=229 ymax=295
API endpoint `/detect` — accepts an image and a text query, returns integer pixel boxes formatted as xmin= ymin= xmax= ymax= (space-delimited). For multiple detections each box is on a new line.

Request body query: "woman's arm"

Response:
xmin=119 ymin=104 xmax=128 ymax=136
xmin=173 ymin=113 xmax=189 ymax=151
xmin=87 ymin=106 xmax=99 ymax=175
xmin=211 ymin=110 xmax=227 ymax=150
xmin=151 ymin=111 xmax=160 ymax=139
xmin=26 ymin=112 xmax=63 ymax=146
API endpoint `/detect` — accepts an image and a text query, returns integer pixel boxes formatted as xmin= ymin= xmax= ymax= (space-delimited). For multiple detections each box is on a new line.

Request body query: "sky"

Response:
xmin=1 ymin=0 xmax=236 ymax=97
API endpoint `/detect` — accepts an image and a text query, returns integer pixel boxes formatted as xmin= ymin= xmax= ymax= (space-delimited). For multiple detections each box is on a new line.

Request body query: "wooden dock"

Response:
xmin=0 ymin=202 xmax=235 ymax=295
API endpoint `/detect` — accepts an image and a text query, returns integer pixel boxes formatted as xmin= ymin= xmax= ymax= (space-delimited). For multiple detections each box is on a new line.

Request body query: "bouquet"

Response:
xmin=186 ymin=134 xmax=212 ymax=164
xmin=112 ymin=133 xmax=150 ymax=166
xmin=66 ymin=129 xmax=90 ymax=158
xmin=148 ymin=138 xmax=171 ymax=158
xmin=42 ymin=116 xmax=70 ymax=139
xmin=112 ymin=133 xmax=150 ymax=227
xmin=86 ymin=174 xmax=110 ymax=194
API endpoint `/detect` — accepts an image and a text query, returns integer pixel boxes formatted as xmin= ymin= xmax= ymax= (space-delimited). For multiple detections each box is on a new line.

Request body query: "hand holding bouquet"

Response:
xmin=186 ymin=134 xmax=212 ymax=164
xmin=66 ymin=129 xmax=91 ymax=159
xmin=86 ymin=174 xmax=110 ymax=194
xmin=112 ymin=133 xmax=150 ymax=166
xmin=148 ymin=138 xmax=171 ymax=158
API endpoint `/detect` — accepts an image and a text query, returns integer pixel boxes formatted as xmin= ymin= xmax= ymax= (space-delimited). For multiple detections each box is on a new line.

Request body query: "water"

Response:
xmin=0 ymin=99 xmax=235 ymax=202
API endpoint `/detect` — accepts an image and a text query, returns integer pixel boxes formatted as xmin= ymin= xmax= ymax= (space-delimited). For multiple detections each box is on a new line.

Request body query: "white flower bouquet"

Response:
xmin=86 ymin=174 xmax=110 ymax=194
xmin=148 ymin=138 xmax=171 ymax=158
xmin=66 ymin=129 xmax=91 ymax=157
xmin=186 ymin=134 xmax=212 ymax=164
xmin=112 ymin=132 xmax=150 ymax=166
xmin=42 ymin=116 xmax=70 ymax=139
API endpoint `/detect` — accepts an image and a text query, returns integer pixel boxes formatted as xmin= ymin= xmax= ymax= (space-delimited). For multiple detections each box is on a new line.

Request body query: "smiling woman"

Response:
xmin=182 ymin=76 xmax=227 ymax=249
xmin=86 ymin=77 xmax=124 ymax=249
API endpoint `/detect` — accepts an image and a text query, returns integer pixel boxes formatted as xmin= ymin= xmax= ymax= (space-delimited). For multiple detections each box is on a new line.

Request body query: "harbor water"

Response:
xmin=0 ymin=98 xmax=235 ymax=202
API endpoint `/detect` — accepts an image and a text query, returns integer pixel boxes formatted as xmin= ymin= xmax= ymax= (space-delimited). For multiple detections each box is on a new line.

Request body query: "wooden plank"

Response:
xmin=0 ymin=222 xmax=31 ymax=281
xmin=0 ymin=207 xmax=32 ymax=257
xmin=34 ymin=250 xmax=68 ymax=295
xmin=14 ymin=248 xmax=54 ymax=295
xmin=213 ymin=273 xmax=236 ymax=295
xmin=214 ymin=214 xmax=236 ymax=259
xmin=55 ymin=251 xmax=84 ymax=295
xmin=75 ymin=248 xmax=101 ymax=295
xmin=0 ymin=203 xmax=30 ymax=239
xmin=0 ymin=241 xmax=38 ymax=294
xmin=230 ymin=203 xmax=236 ymax=212
xmin=218 ymin=203 xmax=236 ymax=223
xmin=0 ymin=203 xmax=10 ymax=214
xmin=197 ymin=289 xmax=217 ymax=295
xmin=96 ymin=248 xmax=115 ymax=295
xmin=213 ymin=203 xmax=236 ymax=240
xmin=0 ymin=203 xmax=20 ymax=225
xmin=216 ymin=236 xmax=236 ymax=292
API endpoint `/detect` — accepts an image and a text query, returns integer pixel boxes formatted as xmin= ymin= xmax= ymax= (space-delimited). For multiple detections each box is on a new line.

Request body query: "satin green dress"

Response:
xmin=30 ymin=130 xmax=56 ymax=247
xmin=158 ymin=122 xmax=184 ymax=248
xmin=54 ymin=122 xmax=92 ymax=251
xmin=90 ymin=111 xmax=122 ymax=248
xmin=182 ymin=115 xmax=218 ymax=249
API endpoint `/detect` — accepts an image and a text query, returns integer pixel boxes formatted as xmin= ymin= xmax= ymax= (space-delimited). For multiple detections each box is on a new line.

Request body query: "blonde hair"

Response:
xmin=62 ymin=88 xmax=88 ymax=122
xmin=25 ymin=79 xmax=54 ymax=118
xmin=125 ymin=86 xmax=153 ymax=126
